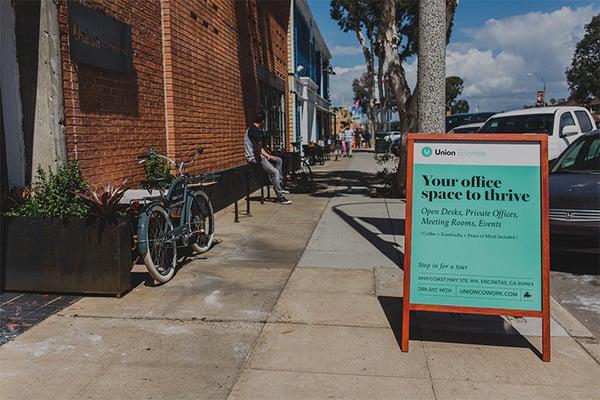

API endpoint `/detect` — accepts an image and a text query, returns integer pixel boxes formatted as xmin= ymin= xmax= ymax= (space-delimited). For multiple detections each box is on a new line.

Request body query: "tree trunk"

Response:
xmin=377 ymin=49 xmax=386 ymax=129
xmin=380 ymin=0 xmax=412 ymax=196
xmin=354 ymin=24 xmax=377 ymax=134
xmin=381 ymin=0 xmax=458 ymax=197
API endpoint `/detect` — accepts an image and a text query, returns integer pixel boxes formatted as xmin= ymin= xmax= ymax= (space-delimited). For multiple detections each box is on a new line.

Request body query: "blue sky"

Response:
xmin=307 ymin=0 xmax=599 ymax=111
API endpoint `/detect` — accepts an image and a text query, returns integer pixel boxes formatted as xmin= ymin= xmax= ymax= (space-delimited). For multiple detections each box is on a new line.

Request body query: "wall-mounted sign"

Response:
xmin=402 ymin=133 xmax=550 ymax=362
xmin=68 ymin=2 xmax=133 ymax=74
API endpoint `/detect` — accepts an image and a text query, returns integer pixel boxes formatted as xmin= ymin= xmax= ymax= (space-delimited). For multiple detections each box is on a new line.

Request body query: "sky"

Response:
xmin=306 ymin=0 xmax=599 ymax=112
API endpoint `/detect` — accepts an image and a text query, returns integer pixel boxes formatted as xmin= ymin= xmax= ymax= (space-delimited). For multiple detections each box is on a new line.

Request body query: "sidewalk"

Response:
xmin=228 ymin=153 xmax=600 ymax=399
xmin=0 ymin=158 xmax=344 ymax=399
xmin=1 ymin=153 xmax=599 ymax=399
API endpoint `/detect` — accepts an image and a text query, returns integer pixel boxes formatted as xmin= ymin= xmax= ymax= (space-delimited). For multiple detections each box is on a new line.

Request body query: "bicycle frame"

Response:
xmin=137 ymin=175 xmax=201 ymax=255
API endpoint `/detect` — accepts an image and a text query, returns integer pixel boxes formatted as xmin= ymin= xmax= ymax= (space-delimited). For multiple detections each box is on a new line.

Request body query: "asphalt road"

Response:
xmin=551 ymin=250 xmax=600 ymax=340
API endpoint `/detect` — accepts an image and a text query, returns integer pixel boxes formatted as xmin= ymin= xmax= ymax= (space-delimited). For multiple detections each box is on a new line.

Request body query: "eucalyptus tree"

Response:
xmin=377 ymin=0 xmax=457 ymax=194
xmin=331 ymin=0 xmax=382 ymax=131
xmin=331 ymin=0 xmax=458 ymax=194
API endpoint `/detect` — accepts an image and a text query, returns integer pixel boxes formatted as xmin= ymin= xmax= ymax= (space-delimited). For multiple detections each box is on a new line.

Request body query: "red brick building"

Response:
xmin=1 ymin=0 xmax=290 ymax=201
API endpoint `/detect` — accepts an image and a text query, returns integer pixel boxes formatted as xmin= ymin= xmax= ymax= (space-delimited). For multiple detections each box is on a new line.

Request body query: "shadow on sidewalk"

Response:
xmin=333 ymin=204 xmax=404 ymax=268
xmin=378 ymin=296 xmax=543 ymax=358
xmin=310 ymin=170 xmax=377 ymax=198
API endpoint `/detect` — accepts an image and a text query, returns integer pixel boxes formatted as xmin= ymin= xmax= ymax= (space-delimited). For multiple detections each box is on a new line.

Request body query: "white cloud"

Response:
xmin=329 ymin=5 xmax=598 ymax=112
xmin=330 ymin=60 xmax=418 ymax=107
xmin=331 ymin=45 xmax=363 ymax=56
xmin=448 ymin=5 xmax=598 ymax=111
xmin=330 ymin=64 xmax=365 ymax=105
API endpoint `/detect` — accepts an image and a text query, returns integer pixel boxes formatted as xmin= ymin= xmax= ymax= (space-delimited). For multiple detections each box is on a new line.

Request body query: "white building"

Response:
xmin=287 ymin=0 xmax=333 ymax=151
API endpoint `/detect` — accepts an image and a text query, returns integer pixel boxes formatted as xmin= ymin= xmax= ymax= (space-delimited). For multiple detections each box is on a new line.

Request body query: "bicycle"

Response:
xmin=135 ymin=148 xmax=215 ymax=283
xmin=272 ymin=142 xmax=313 ymax=192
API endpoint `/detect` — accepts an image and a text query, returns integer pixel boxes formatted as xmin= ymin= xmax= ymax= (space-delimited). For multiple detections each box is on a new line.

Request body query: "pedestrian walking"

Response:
xmin=344 ymin=124 xmax=355 ymax=157
xmin=244 ymin=110 xmax=291 ymax=205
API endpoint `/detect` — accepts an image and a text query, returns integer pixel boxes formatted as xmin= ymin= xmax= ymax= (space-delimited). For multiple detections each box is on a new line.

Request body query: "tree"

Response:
xmin=446 ymin=76 xmax=469 ymax=114
xmin=331 ymin=1 xmax=381 ymax=133
xmin=566 ymin=15 xmax=600 ymax=103
xmin=352 ymin=74 xmax=372 ymax=130
xmin=380 ymin=0 xmax=458 ymax=195
xmin=452 ymin=99 xmax=469 ymax=114
xmin=332 ymin=106 xmax=353 ymax=131
xmin=446 ymin=76 xmax=463 ymax=106
xmin=331 ymin=0 xmax=458 ymax=195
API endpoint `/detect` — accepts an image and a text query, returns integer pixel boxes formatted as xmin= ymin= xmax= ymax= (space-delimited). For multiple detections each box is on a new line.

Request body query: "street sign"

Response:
xmin=402 ymin=134 xmax=550 ymax=362
xmin=68 ymin=2 xmax=133 ymax=74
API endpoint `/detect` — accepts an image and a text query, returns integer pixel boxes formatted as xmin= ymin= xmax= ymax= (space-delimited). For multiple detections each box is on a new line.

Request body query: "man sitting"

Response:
xmin=244 ymin=111 xmax=291 ymax=205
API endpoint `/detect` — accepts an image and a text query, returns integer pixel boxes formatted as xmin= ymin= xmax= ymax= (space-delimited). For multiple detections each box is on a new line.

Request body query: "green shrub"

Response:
xmin=5 ymin=162 xmax=90 ymax=218
xmin=143 ymin=148 xmax=173 ymax=189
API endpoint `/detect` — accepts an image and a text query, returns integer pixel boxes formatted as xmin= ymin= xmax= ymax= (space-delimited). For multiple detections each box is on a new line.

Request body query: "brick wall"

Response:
xmin=59 ymin=0 xmax=289 ymax=186
xmin=59 ymin=0 xmax=166 ymax=185
xmin=162 ymin=0 xmax=290 ymax=176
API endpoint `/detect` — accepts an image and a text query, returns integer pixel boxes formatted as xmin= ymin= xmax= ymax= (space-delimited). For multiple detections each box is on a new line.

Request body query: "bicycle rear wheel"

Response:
xmin=296 ymin=160 xmax=313 ymax=191
xmin=141 ymin=204 xmax=177 ymax=283
xmin=188 ymin=191 xmax=214 ymax=253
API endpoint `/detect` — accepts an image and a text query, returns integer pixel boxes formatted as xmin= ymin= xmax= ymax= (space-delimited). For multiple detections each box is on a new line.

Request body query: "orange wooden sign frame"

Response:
xmin=401 ymin=133 xmax=551 ymax=362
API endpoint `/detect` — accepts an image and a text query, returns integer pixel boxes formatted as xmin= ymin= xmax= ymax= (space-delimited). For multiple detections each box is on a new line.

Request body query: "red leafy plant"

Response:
xmin=78 ymin=180 xmax=129 ymax=222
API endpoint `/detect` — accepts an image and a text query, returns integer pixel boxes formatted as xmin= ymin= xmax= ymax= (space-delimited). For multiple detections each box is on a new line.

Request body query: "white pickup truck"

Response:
xmin=478 ymin=106 xmax=597 ymax=160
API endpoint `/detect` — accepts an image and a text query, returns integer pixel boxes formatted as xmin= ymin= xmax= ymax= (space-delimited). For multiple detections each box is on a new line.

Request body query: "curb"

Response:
xmin=550 ymin=296 xmax=595 ymax=339
xmin=550 ymin=296 xmax=600 ymax=365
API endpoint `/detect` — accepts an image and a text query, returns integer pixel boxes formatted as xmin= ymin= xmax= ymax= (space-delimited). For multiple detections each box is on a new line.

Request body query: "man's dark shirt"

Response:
xmin=244 ymin=126 xmax=263 ymax=163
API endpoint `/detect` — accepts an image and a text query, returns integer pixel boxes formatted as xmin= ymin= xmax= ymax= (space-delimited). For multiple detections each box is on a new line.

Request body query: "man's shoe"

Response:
xmin=276 ymin=196 xmax=292 ymax=205
xmin=280 ymin=189 xmax=290 ymax=194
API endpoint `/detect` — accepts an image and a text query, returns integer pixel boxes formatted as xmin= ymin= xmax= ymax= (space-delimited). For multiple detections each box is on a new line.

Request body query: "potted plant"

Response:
xmin=1 ymin=162 xmax=132 ymax=296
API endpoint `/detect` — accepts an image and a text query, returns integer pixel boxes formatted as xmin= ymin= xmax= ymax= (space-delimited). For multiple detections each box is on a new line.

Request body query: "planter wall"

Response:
xmin=2 ymin=216 xmax=132 ymax=296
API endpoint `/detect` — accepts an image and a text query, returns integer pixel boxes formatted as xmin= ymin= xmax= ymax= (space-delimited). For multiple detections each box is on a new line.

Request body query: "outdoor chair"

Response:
xmin=314 ymin=145 xmax=325 ymax=165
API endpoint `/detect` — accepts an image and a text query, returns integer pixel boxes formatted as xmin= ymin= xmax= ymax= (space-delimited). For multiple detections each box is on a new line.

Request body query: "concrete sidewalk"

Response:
xmin=1 ymin=153 xmax=599 ymax=399
xmin=0 ymin=158 xmax=344 ymax=399
xmin=229 ymin=153 xmax=600 ymax=400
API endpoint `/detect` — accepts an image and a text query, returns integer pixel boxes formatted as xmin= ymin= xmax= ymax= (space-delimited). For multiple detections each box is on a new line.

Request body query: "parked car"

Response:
xmin=478 ymin=106 xmax=597 ymax=160
xmin=549 ymin=129 xmax=600 ymax=254
xmin=383 ymin=131 xmax=402 ymax=155
xmin=449 ymin=122 xmax=484 ymax=133
xmin=446 ymin=112 xmax=496 ymax=132
xmin=383 ymin=130 xmax=402 ymax=144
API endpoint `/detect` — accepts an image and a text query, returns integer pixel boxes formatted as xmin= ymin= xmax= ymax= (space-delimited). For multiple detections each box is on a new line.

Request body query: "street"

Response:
xmin=551 ymin=251 xmax=600 ymax=339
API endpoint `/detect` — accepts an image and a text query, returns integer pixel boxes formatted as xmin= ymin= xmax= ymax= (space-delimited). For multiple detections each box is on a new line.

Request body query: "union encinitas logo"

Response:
xmin=421 ymin=147 xmax=433 ymax=157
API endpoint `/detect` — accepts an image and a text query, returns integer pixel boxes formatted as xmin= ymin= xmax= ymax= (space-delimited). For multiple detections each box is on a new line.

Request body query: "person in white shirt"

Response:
xmin=343 ymin=125 xmax=355 ymax=157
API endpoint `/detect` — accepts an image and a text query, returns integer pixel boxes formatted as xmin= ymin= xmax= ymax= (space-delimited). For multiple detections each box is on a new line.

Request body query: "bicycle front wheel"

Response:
xmin=140 ymin=204 xmax=177 ymax=283
xmin=188 ymin=191 xmax=214 ymax=253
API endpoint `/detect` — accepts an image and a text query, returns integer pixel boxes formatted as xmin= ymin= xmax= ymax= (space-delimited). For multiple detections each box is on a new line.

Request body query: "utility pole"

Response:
xmin=417 ymin=0 xmax=446 ymax=133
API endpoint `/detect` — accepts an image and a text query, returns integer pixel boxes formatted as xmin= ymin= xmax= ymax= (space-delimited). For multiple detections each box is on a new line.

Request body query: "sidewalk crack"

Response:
xmin=421 ymin=342 xmax=439 ymax=400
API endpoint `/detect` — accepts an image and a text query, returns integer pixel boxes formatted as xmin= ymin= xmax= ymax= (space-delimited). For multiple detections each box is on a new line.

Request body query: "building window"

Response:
xmin=260 ymin=82 xmax=285 ymax=150
xmin=294 ymin=6 xmax=311 ymax=77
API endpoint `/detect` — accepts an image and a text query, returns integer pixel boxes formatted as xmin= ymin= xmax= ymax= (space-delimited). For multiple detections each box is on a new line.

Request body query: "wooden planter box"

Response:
xmin=1 ymin=216 xmax=132 ymax=296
